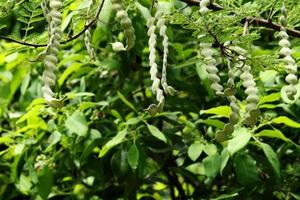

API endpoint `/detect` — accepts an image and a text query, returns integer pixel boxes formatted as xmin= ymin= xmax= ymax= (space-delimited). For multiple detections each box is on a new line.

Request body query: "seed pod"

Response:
xmin=41 ymin=0 xmax=51 ymax=23
xmin=84 ymin=1 xmax=96 ymax=60
xmin=145 ymin=17 xmax=165 ymax=115
xmin=155 ymin=10 xmax=176 ymax=96
xmin=199 ymin=43 xmax=224 ymax=96
xmin=41 ymin=0 xmax=64 ymax=108
xmin=111 ymin=0 xmax=135 ymax=51
xmin=279 ymin=5 xmax=298 ymax=100
xmin=238 ymin=56 xmax=259 ymax=126
xmin=216 ymin=59 xmax=240 ymax=142
xmin=199 ymin=0 xmax=210 ymax=14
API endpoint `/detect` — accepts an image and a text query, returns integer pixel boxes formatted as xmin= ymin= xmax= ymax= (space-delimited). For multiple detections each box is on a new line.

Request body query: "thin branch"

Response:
xmin=180 ymin=0 xmax=300 ymax=38
xmin=0 ymin=0 xmax=106 ymax=48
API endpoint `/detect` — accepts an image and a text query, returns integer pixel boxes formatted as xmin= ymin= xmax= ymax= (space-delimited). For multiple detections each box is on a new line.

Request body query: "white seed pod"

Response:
xmin=199 ymin=42 xmax=224 ymax=96
xmin=41 ymin=0 xmax=64 ymax=108
xmin=239 ymin=61 xmax=260 ymax=126
xmin=199 ymin=0 xmax=210 ymax=14
xmin=111 ymin=0 xmax=135 ymax=51
xmin=278 ymin=5 xmax=298 ymax=100
xmin=145 ymin=16 xmax=165 ymax=115
xmin=155 ymin=10 xmax=176 ymax=96
xmin=84 ymin=0 xmax=96 ymax=60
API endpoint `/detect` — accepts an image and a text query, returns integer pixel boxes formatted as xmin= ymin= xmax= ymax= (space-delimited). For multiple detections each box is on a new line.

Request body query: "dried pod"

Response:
xmin=199 ymin=43 xmax=224 ymax=96
xmin=216 ymin=59 xmax=240 ymax=142
xmin=41 ymin=0 xmax=64 ymax=108
xmin=145 ymin=17 xmax=165 ymax=114
xmin=111 ymin=0 xmax=135 ymax=51
xmin=279 ymin=5 xmax=298 ymax=100
xmin=155 ymin=10 xmax=176 ymax=96
xmin=84 ymin=1 xmax=96 ymax=60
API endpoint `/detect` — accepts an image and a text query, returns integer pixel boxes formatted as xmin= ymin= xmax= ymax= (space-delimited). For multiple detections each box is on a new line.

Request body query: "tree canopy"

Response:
xmin=0 ymin=0 xmax=300 ymax=199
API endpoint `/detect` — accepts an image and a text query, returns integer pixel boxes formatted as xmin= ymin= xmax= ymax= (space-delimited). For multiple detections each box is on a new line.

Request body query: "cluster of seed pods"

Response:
xmin=145 ymin=7 xmax=176 ymax=115
xmin=111 ymin=0 xmax=135 ymax=51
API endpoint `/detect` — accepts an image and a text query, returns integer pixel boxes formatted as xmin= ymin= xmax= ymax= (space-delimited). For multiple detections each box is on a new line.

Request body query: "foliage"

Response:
xmin=0 ymin=0 xmax=300 ymax=199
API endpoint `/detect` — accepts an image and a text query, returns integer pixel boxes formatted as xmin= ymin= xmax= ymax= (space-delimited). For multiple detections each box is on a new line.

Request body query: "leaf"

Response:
xmin=58 ymin=62 xmax=83 ymax=87
xmin=99 ymin=129 xmax=127 ymax=158
xmin=220 ymin=149 xmax=230 ymax=174
xmin=198 ymin=119 xmax=225 ymax=129
xmin=203 ymin=153 xmax=221 ymax=178
xmin=234 ymin=153 xmax=260 ymax=187
xmin=259 ymin=142 xmax=281 ymax=180
xmin=210 ymin=193 xmax=239 ymax=200
xmin=117 ymin=91 xmax=137 ymax=113
xmin=225 ymin=127 xmax=251 ymax=155
xmin=65 ymin=111 xmax=88 ymax=137
xmin=147 ymin=124 xmax=167 ymax=143
xmin=185 ymin=162 xmax=205 ymax=175
xmin=127 ymin=144 xmax=139 ymax=170
xmin=200 ymin=106 xmax=231 ymax=118
xmin=46 ymin=131 xmax=62 ymax=151
xmin=188 ymin=143 xmax=204 ymax=161
xmin=255 ymin=129 xmax=289 ymax=142
xmin=259 ymin=92 xmax=280 ymax=105
xmin=37 ymin=166 xmax=53 ymax=200
xmin=272 ymin=116 xmax=300 ymax=128
xmin=203 ymin=143 xmax=217 ymax=156
xmin=17 ymin=174 xmax=32 ymax=195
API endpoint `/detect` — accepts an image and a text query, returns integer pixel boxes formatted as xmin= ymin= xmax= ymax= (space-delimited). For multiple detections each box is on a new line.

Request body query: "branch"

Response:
xmin=0 ymin=0 xmax=106 ymax=48
xmin=180 ymin=0 xmax=300 ymax=38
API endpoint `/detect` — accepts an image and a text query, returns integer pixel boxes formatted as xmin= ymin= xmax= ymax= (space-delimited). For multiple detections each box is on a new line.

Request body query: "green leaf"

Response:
xmin=117 ymin=91 xmax=137 ymax=113
xmin=127 ymin=144 xmax=139 ymax=170
xmin=220 ymin=149 xmax=230 ymax=174
xmin=234 ymin=153 xmax=260 ymax=187
xmin=188 ymin=143 xmax=204 ymax=161
xmin=259 ymin=142 xmax=281 ymax=180
xmin=225 ymin=127 xmax=251 ymax=155
xmin=210 ymin=193 xmax=239 ymax=200
xmin=17 ymin=174 xmax=32 ymax=195
xmin=272 ymin=116 xmax=300 ymax=128
xmin=203 ymin=153 xmax=221 ymax=179
xmin=198 ymin=119 xmax=225 ymax=129
xmin=147 ymin=124 xmax=167 ymax=143
xmin=37 ymin=166 xmax=53 ymax=200
xmin=46 ymin=131 xmax=62 ymax=151
xmin=99 ymin=129 xmax=127 ymax=158
xmin=255 ymin=129 xmax=289 ymax=142
xmin=65 ymin=111 xmax=88 ymax=137
xmin=200 ymin=106 xmax=231 ymax=118
xmin=203 ymin=143 xmax=217 ymax=156
xmin=58 ymin=62 xmax=83 ymax=87
xmin=259 ymin=92 xmax=280 ymax=105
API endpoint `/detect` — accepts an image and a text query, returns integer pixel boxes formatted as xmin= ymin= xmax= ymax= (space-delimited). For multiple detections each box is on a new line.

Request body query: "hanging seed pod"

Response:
xmin=84 ymin=1 xmax=96 ymax=60
xmin=145 ymin=17 xmax=165 ymax=115
xmin=279 ymin=5 xmax=298 ymax=100
xmin=111 ymin=0 xmax=135 ymax=51
xmin=155 ymin=10 xmax=176 ymax=96
xmin=41 ymin=0 xmax=51 ymax=23
xmin=199 ymin=43 xmax=224 ymax=96
xmin=238 ymin=57 xmax=260 ymax=126
xmin=199 ymin=0 xmax=210 ymax=14
xmin=216 ymin=59 xmax=240 ymax=142
xmin=41 ymin=0 xmax=63 ymax=108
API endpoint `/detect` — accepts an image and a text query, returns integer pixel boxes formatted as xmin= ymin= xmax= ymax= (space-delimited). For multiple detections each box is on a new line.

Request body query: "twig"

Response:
xmin=0 ymin=0 xmax=106 ymax=48
xmin=180 ymin=0 xmax=300 ymax=38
